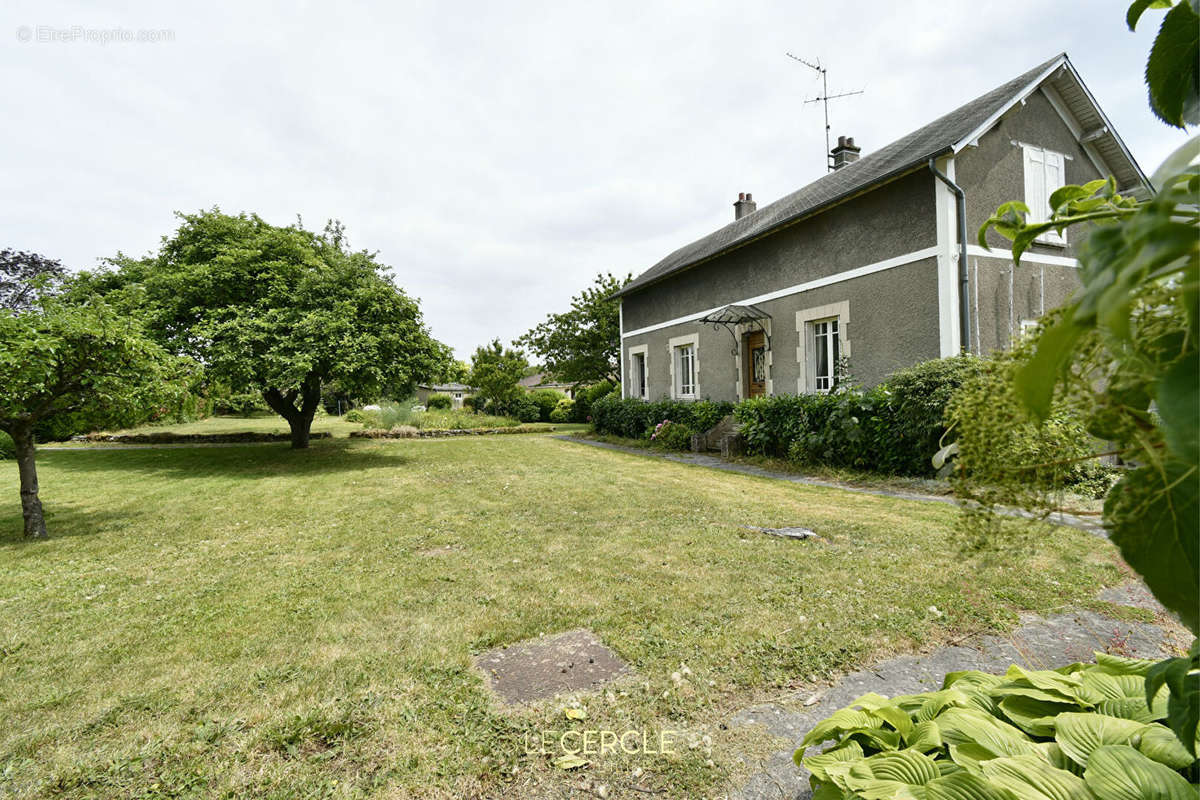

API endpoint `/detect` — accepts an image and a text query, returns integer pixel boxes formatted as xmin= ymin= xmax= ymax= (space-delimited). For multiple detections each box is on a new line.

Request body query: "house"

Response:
xmin=518 ymin=372 xmax=576 ymax=399
xmin=416 ymin=383 xmax=473 ymax=409
xmin=615 ymin=53 xmax=1148 ymax=404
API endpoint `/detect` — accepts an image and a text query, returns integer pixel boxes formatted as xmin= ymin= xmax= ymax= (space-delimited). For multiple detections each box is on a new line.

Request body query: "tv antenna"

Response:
xmin=785 ymin=53 xmax=864 ymax=172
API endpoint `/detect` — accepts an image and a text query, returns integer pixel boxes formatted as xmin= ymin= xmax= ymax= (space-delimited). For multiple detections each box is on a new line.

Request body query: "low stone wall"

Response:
xmin=82 ymin=431 xmax=333 ymax=445
xmin=350 ymin=425 xmax=553 ymax=439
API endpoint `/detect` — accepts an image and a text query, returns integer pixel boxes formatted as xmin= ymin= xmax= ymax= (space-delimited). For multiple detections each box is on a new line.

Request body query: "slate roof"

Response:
xmin=615 ymin=54 xmax=1068 ymax=298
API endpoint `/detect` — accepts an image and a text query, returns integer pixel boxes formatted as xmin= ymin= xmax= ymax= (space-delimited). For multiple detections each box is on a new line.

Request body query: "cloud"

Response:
xmin=1 ymin=0 xmax=1180 ymax=358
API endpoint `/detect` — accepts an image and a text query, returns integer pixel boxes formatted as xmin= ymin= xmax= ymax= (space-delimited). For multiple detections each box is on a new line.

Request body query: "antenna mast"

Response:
xmin=785 ymin=53 xmax=864 ymax=172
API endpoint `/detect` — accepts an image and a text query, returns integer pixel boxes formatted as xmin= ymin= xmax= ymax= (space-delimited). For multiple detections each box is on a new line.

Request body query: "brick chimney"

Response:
xmin=733 ymin=191 xmax=757 ymax=220
xmin=830 ymin=135 xmax=861 ymax=170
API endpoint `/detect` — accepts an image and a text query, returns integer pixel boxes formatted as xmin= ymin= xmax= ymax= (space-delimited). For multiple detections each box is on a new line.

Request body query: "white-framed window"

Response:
xmin=628 ymin=346 xmax=648 ymax=399
xmin=1022 ymin=144 xmax=1067 ymax=246
xmin=668 ymin=333 xmax=699 ymax=400
xmin=675 ymin=344 xmax=696 ymax=397
xmin=811 ymin=318 xmax=841 ymax=392
xmin=796 ymin=302 xmax=850 ymax=395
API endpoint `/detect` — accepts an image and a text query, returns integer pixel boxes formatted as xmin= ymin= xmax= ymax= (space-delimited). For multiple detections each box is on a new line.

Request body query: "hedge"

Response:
xmin=590 ymin=396 xmax=734 ymax=440
xmin=592 ymin=356 xmax=984 ymax=477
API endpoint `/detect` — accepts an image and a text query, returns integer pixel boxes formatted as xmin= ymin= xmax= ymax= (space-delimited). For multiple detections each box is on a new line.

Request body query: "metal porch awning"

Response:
xmin=697 ymin=304 xmax=772 ymax=355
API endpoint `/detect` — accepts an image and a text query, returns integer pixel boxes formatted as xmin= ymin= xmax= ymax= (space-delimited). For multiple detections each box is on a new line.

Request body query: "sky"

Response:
xmin=2 ymin=1 xmax=1188 ymax=359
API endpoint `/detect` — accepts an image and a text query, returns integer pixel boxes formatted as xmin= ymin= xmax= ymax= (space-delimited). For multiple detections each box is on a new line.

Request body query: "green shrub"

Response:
xmin=549 ymin=398 xmax=575 ymax=423
xmin=0 ymin=430 xmax=13 ymax=459
xmin=343 ymin=409 xmax=373 ymax=424
xmin=648 ymin=419 xmax=693 ymax=450
xmin=426 ymin=393 xmax=452 ymax=410
xmin=797 ymin=653 xmax=1197 ymax=798
xmin=573 ymin=380 xmax=617 ymax=422
xmin=881 ymin=354 xmax=985 ymax=475
xmin=462 ymin=395 xmax=482 ymax=413
xmin=591 ymin=396 xmax=735 ymax=439
xmin=510 ymin=394 xmax=542 ymax=423
xmin=529 ymin=388 xmax=564 ymax=422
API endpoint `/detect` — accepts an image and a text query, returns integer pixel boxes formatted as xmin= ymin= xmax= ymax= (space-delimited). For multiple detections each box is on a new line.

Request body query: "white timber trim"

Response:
xmin=618 ymin=301 xmax=626 ymax=397
xmin=667 ymin=332 xmax=699 ymax=400
xmin=626 ymin=343 xmax=648 ymax=399
xmin=952 ymin=56 xmax=1066 ymax=153
xmin=933 ymin=154 xmax=961 ymax=357
xmin=795 ymin=301 xmax=850 ymax=395
xmin=620 ymin=245 xmax=938 ymax=339
xmin=1039 ymin=83 xmax=1110 ymax=179
xmin=965 ymin=244 xmax=1078 ymax=267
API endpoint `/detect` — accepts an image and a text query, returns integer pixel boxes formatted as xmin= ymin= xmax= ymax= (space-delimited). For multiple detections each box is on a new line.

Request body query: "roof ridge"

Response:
xmin=616 ymin=53 xmax=1069 ymax=298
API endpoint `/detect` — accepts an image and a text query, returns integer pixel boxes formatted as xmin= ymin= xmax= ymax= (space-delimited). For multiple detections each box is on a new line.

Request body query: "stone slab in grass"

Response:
xmin=476 ymin=628 xmax=632 ymax=705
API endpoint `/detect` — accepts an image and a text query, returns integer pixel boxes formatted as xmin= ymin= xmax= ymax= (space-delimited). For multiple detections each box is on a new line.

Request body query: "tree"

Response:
xmin=0 ymin=297 xmax=183 ymax=538
xmin=1 ymin=249 xmax=67 ymax=311
xmin=956 ymin=0 xmax=1198 ymax=753
xmin=467 ymin=340 xmax=528 ymax=414
xmin=516 ymin=272 xmax=630 ymax=386
xmin=95 ymin=211 xmax=453 ymax=448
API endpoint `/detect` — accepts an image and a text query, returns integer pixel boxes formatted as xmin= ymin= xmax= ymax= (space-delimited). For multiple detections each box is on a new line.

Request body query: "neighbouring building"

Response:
xmin=615 ymin=53 xmax=1148 ymax=403
xmin=416 ymin=383 xmax=473 ymax=409
xmin=519 ymin=372 xmax=576 ymax=399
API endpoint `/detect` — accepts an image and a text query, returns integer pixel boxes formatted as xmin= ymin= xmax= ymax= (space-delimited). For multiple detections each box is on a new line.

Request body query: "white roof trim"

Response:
xmin=952 ymin=55 xmax=1067 ymax=154
xmin=1058 ymin=58 xmax=1151 ymax=190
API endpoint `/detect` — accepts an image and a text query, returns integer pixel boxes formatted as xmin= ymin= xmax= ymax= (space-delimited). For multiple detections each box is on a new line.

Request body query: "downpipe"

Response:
xmin=928 ymin=158 xmax=971 ymax=353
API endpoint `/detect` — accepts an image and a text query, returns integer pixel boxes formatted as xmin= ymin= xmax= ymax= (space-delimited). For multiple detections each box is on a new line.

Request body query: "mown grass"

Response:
xmin=0 ymin=436 xmax=1126 ymax=798
xmin=101 ymin=412 xmax=363 ymax=438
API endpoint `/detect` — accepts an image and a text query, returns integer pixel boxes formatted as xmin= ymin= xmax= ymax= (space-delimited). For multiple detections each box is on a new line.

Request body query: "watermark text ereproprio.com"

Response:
xmin=15 ymin=25 xmax=175 ymax=44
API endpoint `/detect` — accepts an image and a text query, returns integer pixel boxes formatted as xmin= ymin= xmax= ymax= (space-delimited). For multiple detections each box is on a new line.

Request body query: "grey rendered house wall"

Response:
xmin=625 ymin=257 xmax=941 ymax=403
xmin=955 ymin=88 xmax=1102 ymax=350
xmin=621 ymin=171 xmax=941 ymax=401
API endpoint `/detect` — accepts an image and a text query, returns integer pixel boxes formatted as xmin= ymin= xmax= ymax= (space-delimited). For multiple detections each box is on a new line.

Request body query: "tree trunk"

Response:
xmin=11 ymin=425 xmax=47 ymax=538
xmin=262 ymin=373 xmax=323 ymax=450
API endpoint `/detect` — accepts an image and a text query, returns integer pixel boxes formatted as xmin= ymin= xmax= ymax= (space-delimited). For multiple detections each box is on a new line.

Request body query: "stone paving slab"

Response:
xmin=475 ymin=628 xmax=633 ymax=706
xmin=725 ymin=604 xmax=1173 ymax=800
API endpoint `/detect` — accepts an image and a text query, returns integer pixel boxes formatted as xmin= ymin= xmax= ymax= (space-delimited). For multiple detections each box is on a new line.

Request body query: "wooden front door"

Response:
xmin=745 ymin=331 xmax=767 ymax=398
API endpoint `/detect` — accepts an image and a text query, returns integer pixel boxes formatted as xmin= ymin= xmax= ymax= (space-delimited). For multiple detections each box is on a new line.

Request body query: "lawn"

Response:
xmin=0 ymin=435 xmax=1127 ymax=798
xmin=100 ymin=412 xmax=365 ymax=438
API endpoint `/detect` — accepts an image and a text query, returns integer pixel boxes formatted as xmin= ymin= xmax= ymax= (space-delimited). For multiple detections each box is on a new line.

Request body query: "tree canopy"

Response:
xmin=467 ymin=340 xmax=528 ymax=414
xmin=1 ymin=249 xmax=67 ymax=311
xmin=0 ymin=297 xmax=183 ymax=537
xmin=517 ymin=272 xmax=629 ymax=386
xmin=93 ymin=211 xmax=453 ymax=447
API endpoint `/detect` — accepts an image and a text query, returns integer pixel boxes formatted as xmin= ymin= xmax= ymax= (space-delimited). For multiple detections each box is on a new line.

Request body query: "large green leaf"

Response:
xmin=978 ymin=753 xmax=1092 ymax=800
xmin=1144 ymin=0 xmax=1200 ymax=128
xmin=1082 ymin=744 xmax=1195 ymax=800
xmin=802 ymin=708 xmax=885 ymax=748
xmin=1136 ymin=723 xmax=1198 ymax=770
xmin=1054 ymin=712 xmax=1147 ymax=767
xmin=924 ymin=771 xmax=1012 ymax=800
xmin=1157 ymin=354 xmax=1199 ymax=465
xmin=937 ymin=708 xmax=1042 ymax=762
xmin=1013 ymin=318 xmax=1087 ymax=421
xmin=999 ymin=695 xmax=1079 ymax=737
xmin=854 ymin=692 xmax=916 ymax=737
xmin=907 ymin=721 xmax=943 ymax=753
xmin=1094 ymin=652 xmax=1159 ymax=677
xmin=1144 ymin=640 xmax=1200 ymax=758
xmin=800 ymin=740 xmax=865 ymax=782
xmin=1105 ymin=461 xmax=1200 ymax=634
xmin=848 ymin=750 xmax=941 ymax=785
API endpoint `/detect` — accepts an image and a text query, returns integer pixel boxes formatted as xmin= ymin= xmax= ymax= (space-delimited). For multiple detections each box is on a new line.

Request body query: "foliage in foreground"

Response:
xmin=797 ymin=652 xmax=1198 ymax=800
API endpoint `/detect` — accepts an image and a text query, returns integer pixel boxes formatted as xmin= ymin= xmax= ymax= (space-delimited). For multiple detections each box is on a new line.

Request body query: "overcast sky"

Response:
xmin=2 ymin=1 xmax=1188 ymax=359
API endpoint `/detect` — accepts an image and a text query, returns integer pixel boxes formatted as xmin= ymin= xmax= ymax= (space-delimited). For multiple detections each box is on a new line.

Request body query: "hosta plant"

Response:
xmin=796 ymin=652 xmax=1198 ymax=799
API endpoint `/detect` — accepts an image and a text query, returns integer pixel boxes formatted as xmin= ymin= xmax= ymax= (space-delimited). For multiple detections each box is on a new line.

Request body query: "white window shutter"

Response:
xmin=1024 ymin=146 xmax=1047 ymax=223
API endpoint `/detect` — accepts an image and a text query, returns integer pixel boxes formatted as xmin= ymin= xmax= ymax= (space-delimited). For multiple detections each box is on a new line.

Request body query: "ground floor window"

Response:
xmin=630 ymin=351 xmax=647 ymax=399
xmin=674 ymin=343 xmax=696 ymax=398
xmin=811 ymin=317 xmax=840 ymax=392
